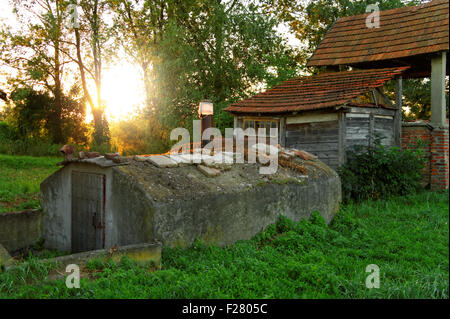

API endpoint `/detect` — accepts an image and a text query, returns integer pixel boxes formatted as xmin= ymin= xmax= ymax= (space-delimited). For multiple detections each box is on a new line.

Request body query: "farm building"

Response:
xmin=225 ymin=67 xmax=408 ymax=169
xmin=40 ymin=153 xmax=341 ymax=253
xmin=226 ymin=0 xmax=449 ymax=188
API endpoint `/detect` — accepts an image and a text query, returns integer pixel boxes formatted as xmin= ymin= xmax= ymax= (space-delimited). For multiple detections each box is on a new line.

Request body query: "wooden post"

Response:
xmin=431 ymin=52 xmax=447 ymax=127
xmin=279 ymin=117 xmax=286 ymax=147
xmin=394 ymin=76 xmax=403 ymax=147
xmin=369 ymin=112 xmax=375 ymax=148
xmin=371 ymin=89 xmax=378 ymax=107
xmin=375 ymin=87 xmax=394 ymax=108
xmin=338 ymin=111 xmax=346 ymax=165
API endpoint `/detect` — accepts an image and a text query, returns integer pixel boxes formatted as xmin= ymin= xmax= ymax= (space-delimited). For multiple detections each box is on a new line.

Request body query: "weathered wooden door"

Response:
xmin=71 ymin=171 xmax=105 ymax=253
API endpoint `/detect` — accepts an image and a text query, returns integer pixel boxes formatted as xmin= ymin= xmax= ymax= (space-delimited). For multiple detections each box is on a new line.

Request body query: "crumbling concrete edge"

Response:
xmin=0 ymin=243 xmax=14 ymax=270
xmin=4 ymin=242 xmax=162 ymax=272
xmin=45 ymin=242 xmax=162 ymax=268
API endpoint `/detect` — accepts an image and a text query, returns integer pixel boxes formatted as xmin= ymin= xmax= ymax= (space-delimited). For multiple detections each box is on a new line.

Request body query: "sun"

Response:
xmin=100 ymin=63 xmax=146 ymax=121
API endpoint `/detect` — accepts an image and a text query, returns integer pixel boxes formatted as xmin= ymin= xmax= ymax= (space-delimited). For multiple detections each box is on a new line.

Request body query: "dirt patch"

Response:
xmin=115 ymin=154 xmax=333 ymax=203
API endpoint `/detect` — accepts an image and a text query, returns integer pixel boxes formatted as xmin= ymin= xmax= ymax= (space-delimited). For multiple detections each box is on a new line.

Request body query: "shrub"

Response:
xmin=337 ymin=136 xmax=426 ymax=203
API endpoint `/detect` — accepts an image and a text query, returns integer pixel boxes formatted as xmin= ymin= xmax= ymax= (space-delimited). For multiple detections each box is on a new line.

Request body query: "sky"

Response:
xmin=0 ymin=1 xmax=302 ymax=120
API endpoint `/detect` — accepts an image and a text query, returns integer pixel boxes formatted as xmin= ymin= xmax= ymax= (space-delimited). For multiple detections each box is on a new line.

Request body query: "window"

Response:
xmin=244 ymin=120 xmax=255 ymax=130
xmin=243 ymin=119 xmax=278 ymax=137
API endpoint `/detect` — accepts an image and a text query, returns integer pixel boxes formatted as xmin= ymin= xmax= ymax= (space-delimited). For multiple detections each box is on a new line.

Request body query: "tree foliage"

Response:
xmin=0 ymin=0 xmax=441 ymax=155
xmin=107 ymin=0 xmax=302 ymax=151
xmin=5 ymin=86 xmax=88 ymax=144
xmin=0 ymin=0 xmax=73 ymax=143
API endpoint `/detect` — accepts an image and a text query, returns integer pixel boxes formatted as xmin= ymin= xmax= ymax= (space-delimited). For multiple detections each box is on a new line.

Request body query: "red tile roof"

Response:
xmin=307 ymin=0 xmax=449 ymax=67
xmin=224 ymin=67 xmax=408 ymax=114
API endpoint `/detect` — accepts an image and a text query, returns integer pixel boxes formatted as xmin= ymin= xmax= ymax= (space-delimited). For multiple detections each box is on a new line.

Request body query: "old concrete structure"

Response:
xmin=40 ymin=153 xmax=341 ymax=253
xmin=0 ymin=209 xmax=42 ymax=254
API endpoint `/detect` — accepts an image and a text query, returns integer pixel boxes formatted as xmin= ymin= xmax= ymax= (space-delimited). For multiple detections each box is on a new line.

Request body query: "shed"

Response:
xmin=225 ymin=67 xmax=408 ymax=169
xmin=305 ymin=0 xmax=449 ymax=188
xmin=40 ymin=153 xmax=341 ymax=253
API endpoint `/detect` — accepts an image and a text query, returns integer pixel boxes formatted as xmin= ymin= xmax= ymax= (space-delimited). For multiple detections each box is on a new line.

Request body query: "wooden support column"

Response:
xmin=431 ymin=52 xmax=447 ymax=128
xmin=430 ymin=52 xmax=449 ymax=190
xmin=375 ymin=87 xmax=394 ymax=108
xmin=369 ymin=112 xmax=375 ymax=147
xmin=394 ymin=76 xmax=403 ymax=147
xmin=279 ymin=117 xmax=286 ymax=147
xmin=338 ymin=111 xmax=346 ymax=165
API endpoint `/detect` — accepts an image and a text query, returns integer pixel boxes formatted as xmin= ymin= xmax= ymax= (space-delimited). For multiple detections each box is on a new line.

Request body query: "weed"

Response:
xmin=0 ymin=191 xmax=447 ymax=299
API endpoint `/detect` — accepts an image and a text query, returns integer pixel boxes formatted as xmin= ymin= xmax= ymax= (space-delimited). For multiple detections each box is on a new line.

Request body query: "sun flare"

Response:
xmin=99 ymin=64 xmax=146 ymax=121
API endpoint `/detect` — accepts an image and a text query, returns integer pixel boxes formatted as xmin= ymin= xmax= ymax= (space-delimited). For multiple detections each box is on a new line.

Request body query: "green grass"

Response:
xmin=0 ymin=154 xmax=59 ymax=212
xmin=0 ymin=190 xmax=448 ymax=299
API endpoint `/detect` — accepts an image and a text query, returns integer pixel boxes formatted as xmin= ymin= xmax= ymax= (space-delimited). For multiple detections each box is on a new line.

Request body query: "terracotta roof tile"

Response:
xmin=224 ymin=67 xmax=408 ymax=114
xmin=307 ymin=0 xmax=449 ymax=67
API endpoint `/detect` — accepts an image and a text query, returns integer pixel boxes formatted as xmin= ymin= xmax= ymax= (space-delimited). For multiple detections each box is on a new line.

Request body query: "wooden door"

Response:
xmin=71 ymin=171 xmax=105 ymax=253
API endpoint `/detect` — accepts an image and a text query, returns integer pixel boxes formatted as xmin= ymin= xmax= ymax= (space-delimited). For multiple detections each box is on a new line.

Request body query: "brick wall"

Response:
xmin=401 ymin=122 xmax=449 ymax=190
xmin=401 ymin=123 xmax=432 ymax=187
xmin=430 ymin=128 xmax=449 ymax=190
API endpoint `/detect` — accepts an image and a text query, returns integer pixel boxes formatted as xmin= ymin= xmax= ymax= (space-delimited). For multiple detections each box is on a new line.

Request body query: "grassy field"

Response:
xmin=0 ymin=189 xmax=448 ymax=298
xmin=0 ymin=154 xmax=59 ymax=213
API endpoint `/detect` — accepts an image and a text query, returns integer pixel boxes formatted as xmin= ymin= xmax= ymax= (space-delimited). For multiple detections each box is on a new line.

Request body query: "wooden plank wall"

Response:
xmin=345 ymin=111 xmax=395 ymax=152
xmin=234 ymin=108 xmax=395 ymax=170
xmin=345 ymin=114 xmax=370 ymax=150
xmin=374 ymin=116 xmax=395 ymax=146
xmin=286 ymin=120 xmax=340 ymax=168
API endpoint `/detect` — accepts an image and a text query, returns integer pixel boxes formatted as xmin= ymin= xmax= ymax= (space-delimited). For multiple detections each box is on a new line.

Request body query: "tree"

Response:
xmin=6 ymin=86 xmax=88 ymax=144
xmin=0 ymin=0 xmax=73 ymax=143
xmin=0 ymin=90 xmax=7 ymax=102
xmin=383 ymin=78 xmax=450 ymax=121
xmin=70 ymin=0 xmax=111 ymax=146
xmin=107 ymin=0 xmax=301 ymax=152
xmin=151 ymin=0 xmax=302 ymax=135
xmin=108 ymin=0 xmax=167 ymax=112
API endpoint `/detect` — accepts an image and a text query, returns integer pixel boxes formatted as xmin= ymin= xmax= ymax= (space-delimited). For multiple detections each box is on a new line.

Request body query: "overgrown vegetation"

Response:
xmin=2 ymin=0 xmax=437 ymax=156
xmin=338 ymin=137 xmax=426 ymax=203
xmin=0 ymin=154 xmax=59 ymax=213
xmin=1 ymin=191 xmax=448 ymax=298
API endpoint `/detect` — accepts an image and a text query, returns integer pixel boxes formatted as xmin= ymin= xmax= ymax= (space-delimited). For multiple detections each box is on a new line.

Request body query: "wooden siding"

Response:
xmin=374 ymin=116 xmax=395 ymax=146
xmin=345 ymin=111 xmax=395 ymax=152
xmin=286 ymin=120 xmax=340 ymax=168
xmin=235 ymin=107 xmax=396 ymax=170
xmin=345 ymin=114 xmax=370 ymax=150
xmin=286 ymin=113 xmax=338 ymax=124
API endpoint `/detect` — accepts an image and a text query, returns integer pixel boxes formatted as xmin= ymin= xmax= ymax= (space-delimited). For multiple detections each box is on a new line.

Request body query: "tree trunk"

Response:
xmin=75 ymin=27 xmax=95 ymax=110
xmin=49 ymin=1 xmax=64 ymax=144
xmin=51 ymin=43 xmax=64 ymax=144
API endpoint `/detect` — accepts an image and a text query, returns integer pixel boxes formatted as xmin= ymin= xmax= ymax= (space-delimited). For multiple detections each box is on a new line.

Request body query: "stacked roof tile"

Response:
xmin=307 ymin=0 xmax=449 ymax=67
xmin=224 ymin=67 xmax=408 ymax=114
